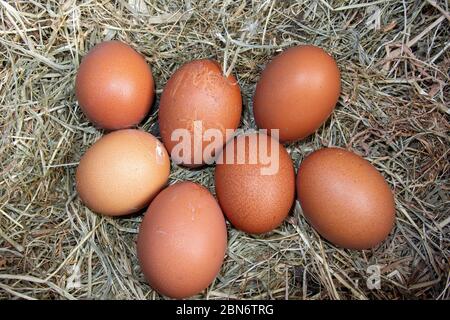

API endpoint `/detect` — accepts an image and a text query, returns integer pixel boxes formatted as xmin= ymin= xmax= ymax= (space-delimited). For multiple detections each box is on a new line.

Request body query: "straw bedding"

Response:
xmin=0 ymin=0 xmax=449 ymax=299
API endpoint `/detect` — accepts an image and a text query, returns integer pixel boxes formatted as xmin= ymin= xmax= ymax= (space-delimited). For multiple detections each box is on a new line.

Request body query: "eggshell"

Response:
xmin=158 ymin=59 xmax=242 ymax=167
xmin=214 ymin=132 xmax=295 ymax=234
xmin=296 ymin=148 xmax=395 ymax=250
xmin=76 ymin=129 xmax=170 ymax=216
xmin=75 ymin=41 xmax=154 ymax=130
xmin=137 ymin=182 xmax=227 ymax=299
xmin=253 ymin=45 xmax=341 ymax=142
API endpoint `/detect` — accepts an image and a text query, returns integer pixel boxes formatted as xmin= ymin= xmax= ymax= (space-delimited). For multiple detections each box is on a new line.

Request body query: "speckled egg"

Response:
xmin=215 ymin=132 xmax=295 ymax=234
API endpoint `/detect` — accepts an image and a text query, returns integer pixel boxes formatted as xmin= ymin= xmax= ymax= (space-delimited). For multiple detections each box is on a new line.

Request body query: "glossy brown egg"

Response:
xmin=158 ymin=59 xmax=242 ymax=167
xmin=297 ymin=148 xmax=395 ymax=250
xmin=137 ymin=182 xmax=227 ymax=299
xmin=253 ymin=45 xmax=341 ymax=143
xmin=75 ymin=41 xmax=154 ymax=130
xmin=76 ymin=129 xmax=170 ymax=216
xmin=215 ymin=132 xmax=295 ymax=234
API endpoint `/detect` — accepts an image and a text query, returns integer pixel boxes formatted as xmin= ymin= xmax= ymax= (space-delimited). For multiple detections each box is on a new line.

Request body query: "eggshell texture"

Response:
xmin=253 ymin=45 xmax=341 ymax=143
xmin=137 ymin=182 xmax=227 ymax=299
xmin=75 ymin=41 xmax=154 ymax=130
xmin=76 ymin=129 xmax=170 ymax=216
xmin=215 ymin=133 xmax=295 ymax=234
xmin=297 ymin=148 xmax=395 ymax=250
xmin=158 ymin=59 xmax=242 ymax=167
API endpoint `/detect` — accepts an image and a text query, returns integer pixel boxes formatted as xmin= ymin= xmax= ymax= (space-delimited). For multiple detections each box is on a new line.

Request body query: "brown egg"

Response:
xmin=137 ymin=182 xmax=227 ymax=299
xmin=215 ymin=132 xmax=295 ymax=234
xmin=253 ymin=45 xmax=341 ymax=143
xmin=75 ymin=41 xmax=154 ymax=130
xmin=297 ymin=148 xmax=395 ymax=250
xmin=76 ymin=129 xmax=170 ymax=216
xmin=158 ymin=59 xmax=242 ymax=167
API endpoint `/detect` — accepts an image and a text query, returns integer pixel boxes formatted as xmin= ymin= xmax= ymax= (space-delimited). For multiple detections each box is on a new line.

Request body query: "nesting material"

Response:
xmin=0 ymin=0 xmax=448 ymax=300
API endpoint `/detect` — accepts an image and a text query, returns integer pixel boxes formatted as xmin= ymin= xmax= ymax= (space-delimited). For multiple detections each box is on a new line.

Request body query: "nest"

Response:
xmin=0 ymin=0 xmax=449 ymax=300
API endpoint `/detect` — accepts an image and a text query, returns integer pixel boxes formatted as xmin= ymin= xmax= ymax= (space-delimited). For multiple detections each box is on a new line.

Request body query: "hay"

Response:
xmin=0 ymin=0 xmax=449 ymax=300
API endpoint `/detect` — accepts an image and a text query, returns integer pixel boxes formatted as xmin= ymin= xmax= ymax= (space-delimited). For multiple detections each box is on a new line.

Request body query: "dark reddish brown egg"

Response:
xmin=214 ymin=132 xmax=295 ymax=234
xmin=75 ymin=41 xmax=154 ymax=130
xmin=158 ymin=59 xmax=242 ymax=167
xmin=137 ymin=182 xmax=227 ymax=299
xmin=296 ymin=148 xmax=395 ymax=250
xmin=253 ymin=45 xmax=341 ymax=143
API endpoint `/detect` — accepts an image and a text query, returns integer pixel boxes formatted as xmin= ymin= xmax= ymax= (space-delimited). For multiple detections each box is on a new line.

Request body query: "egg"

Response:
xmin=76 ymin=129 xmax=170 ymax=216
xmin=214 ymin=132 xmax=295 ymax=234
xmin=75 ymin=41 xmax=154 ymax=130
xmin=253 ymin=45 xmax=341 ymax=143
xmin=137 ymin=181 xmax=227 ymax=299
xmin=158 ymin=59 xmax=242 ymax=167
xmin=296 ymin=148 xmax=395 ymax=250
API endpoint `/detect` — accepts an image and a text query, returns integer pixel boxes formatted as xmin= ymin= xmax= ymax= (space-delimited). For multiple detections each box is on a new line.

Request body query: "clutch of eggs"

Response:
xmin=71 ymin=39 xmax=398 ymax=302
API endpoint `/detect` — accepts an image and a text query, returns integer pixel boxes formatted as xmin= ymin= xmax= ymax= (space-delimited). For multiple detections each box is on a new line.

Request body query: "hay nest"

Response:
xmin=0 ymin=0 xmax=449 ymax=300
